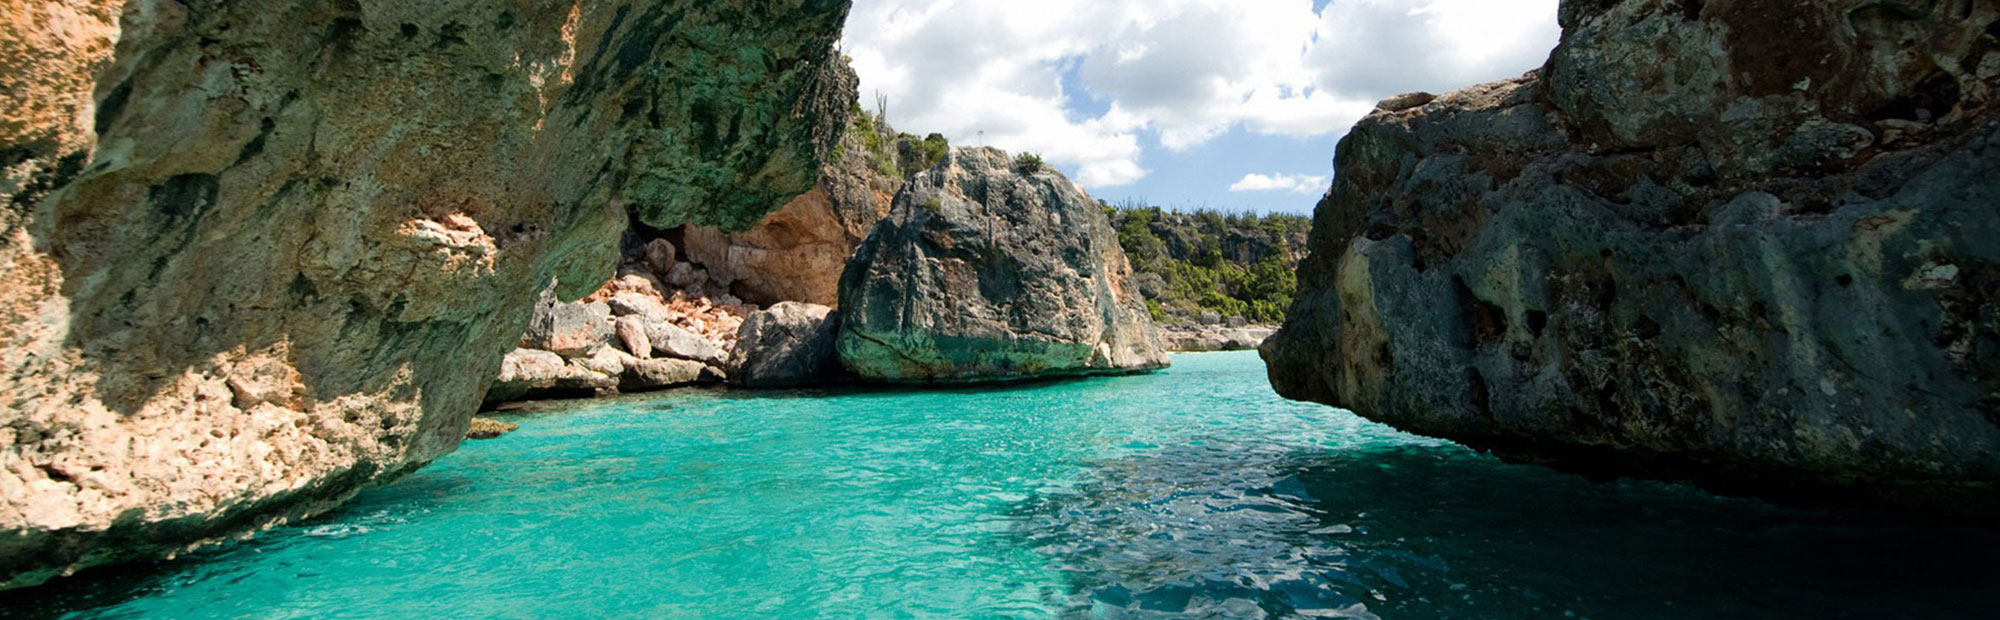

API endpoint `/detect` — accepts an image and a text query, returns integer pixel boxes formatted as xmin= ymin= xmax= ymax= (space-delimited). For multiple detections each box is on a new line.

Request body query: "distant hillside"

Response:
xmin=1103 ymin=205 xmax=1312 ymax=324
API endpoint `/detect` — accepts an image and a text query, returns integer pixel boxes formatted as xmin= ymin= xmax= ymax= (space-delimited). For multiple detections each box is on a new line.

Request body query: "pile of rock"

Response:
xmin=484 ymin=239 xmax=749 ymax=406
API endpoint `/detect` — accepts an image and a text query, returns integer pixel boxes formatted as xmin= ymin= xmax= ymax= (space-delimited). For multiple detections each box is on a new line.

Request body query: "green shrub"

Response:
xmin=1013 ymin=152 xmax=1046 ymax=174
xmin=1105 ymin=203 xmax=1310 ymax=325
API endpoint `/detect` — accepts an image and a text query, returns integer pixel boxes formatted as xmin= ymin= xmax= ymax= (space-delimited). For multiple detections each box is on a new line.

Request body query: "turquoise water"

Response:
xmin=9 ymin=351 xmax=1998 ymax=619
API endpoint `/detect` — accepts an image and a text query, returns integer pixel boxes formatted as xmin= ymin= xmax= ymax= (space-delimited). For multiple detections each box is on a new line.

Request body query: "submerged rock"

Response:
xmin=729 ymin=302 xmax=844 ymax=388
xmin=837 ymin=148 xmax=1169 ymax=382
xmin=0 ymin=0 xmax=854 ymax=589
xmin=465 ymin=418 xmax=520 ymax=440
xmin=1263 ymin=0 xmax=2000 ymax=512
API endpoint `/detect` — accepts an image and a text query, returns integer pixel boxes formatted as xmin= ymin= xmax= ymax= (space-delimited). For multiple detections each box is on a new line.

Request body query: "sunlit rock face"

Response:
xmin=1265 ymin=0 xmax=2000 ymax=512
xmin=0 ymin=0 xmax=853 ymax=588
xmin=837 ymin=148 xmax=1169 ymax=383
xmin=681 ymin=123 xmax=901 ymax=307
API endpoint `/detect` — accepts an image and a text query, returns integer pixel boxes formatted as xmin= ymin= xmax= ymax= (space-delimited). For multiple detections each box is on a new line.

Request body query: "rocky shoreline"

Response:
xmin=0 ymin=0 xmax=855 ymax=589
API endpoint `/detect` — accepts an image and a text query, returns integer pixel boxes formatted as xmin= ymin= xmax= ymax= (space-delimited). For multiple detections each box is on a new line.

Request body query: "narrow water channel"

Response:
xmin=11 ymin=352 xmax=1996 ymax=619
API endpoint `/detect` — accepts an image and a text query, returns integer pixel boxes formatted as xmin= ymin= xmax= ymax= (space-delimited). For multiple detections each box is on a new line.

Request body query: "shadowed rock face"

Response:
xmin=0 ymin=0 xmax=853 ymax=588
xmin=836 ymin=148 xmax=1169 ymax=383
xmin=1264 ymin=0 xmax=2000 ymax=512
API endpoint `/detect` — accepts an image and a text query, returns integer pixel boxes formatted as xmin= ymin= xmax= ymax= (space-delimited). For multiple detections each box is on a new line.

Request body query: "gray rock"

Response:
xmin=665 ymin=262 xmax=707 ymax=291
xmin=1264 ymin=0 xmax=2000 ymax=513
xmin=486 ymin=348 xmax=618 ymax=405
xmin=606 ymin=291 xmax=670 ymax=320
xmin=729 ymin=302 xmax=844 ymax=388
xmin=643 ymin=320 xmax=729 ymax=366
xmin=836 ymin=148 xmax=1169 ymax=382
xmin=522 ymin=289 xmax=614 ymax=357
xmin=643 ymin=239 xmax=678 ymax=277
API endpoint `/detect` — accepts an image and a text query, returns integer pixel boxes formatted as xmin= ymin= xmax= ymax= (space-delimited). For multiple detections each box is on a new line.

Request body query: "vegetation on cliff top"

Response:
xmin=1103 ymin=204 xmax=1310 ymax=324
xmin=846 ymin=104 xmax=949 ymax=178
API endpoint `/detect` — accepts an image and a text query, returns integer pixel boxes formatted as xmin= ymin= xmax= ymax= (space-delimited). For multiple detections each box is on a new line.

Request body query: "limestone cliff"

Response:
xmin=680 ymin=112 xmax=938 ymax=307
xmin=0 ymin=0 xmax=853 ymax=588
xmin=838 ymin=148 xmax=1169 ymax=382
xmin=1265 ymin=0 xmax=2000 ymax=511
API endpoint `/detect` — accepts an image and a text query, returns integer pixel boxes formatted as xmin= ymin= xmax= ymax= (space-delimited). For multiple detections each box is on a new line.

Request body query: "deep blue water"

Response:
xmin=8 ymin=351 xmax=1998 ymax=619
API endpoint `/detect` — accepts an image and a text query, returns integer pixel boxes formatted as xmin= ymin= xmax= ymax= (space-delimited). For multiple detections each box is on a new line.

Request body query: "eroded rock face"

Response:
xmin=837 ymin=148 xmax=1169 ymax=382
xmin=1264 ymin=0 xmax=2000 ymax=511
xmin=0 ymin=0 xmax=853 ymax=588
xmin=680 ymin=117 xmax=905 ymax=306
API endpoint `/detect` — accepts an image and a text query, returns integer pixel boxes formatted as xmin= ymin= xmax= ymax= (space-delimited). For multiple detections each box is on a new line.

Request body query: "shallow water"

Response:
xmin=9 ymin=351 xmax=1998 ymax=619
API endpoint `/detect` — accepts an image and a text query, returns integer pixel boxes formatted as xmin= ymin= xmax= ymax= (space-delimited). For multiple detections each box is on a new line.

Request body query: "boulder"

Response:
xmin=1262 ymin=0 xmax=2000 ymax=513
xmin=0 ymin=0 xmax=854 ymax=588
xmin=836 ymin=148 xmax=1169 ymax=382
xmin=465 ymin=418 xmax=520 ymax=440
xmin=486 ymin=348 xmax=619 ymax=405
xmin=522 ymin=291 xmax=615 ymax=357
xmin=619 ymin=358 xmax=710 ymax=392
xmin=644 ymin=321 xmax=730 ymax=366
xmin=606 ymin=291 xmax=670 ymax=320
xmin=614 ymin=316 xmax=653 ymax=359
xmin=642 ymin=239 xmax=679 ymax=277
xmin=729 ymin=302 xmax=844 ymax=388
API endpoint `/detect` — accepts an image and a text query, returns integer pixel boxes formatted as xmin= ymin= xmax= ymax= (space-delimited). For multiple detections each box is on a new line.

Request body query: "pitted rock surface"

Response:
xmin=1264 ymin=0 xmax=2000 ymax=512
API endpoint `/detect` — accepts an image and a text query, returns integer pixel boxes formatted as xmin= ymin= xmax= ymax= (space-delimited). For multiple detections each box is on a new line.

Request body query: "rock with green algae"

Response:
xmin=0 ymin=0 xmax=854 ymax=590
xmin=835 ymin=148 xmax=1169 ymax=383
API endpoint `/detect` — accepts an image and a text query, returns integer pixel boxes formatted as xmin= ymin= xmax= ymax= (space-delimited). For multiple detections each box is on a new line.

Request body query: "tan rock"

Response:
xmin=614 ymin=316 xmax=653 ymax=359
xmin=0 ymin=0 xmax=854 ymax=589
xmin=465 ymin=418 xmax=519 ymax=440
xmin=618 ymin=358 xmax=708 ymax=392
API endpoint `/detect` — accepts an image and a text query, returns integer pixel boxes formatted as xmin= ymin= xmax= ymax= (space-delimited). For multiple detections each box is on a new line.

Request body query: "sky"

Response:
xmin=841 ymin=0 xmax=1561 ymax=214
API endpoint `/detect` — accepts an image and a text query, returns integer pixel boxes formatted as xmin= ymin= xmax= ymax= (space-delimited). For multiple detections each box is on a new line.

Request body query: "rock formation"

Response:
xmin=1264 ymin=0 xmax=2000 ymax=511
xmin=1 ymin=0 xmax=853 ymax=588
xmin=483 ymin=268 xmax=747 ymax=407
xmin=837 ymin=148 xmax=1169 ymax=382
xmin=679 ymin=114 xmax=937 ymax=306
xmin=729 ymin=302 xmax=844 ymax=388
xmin=1161 ymin=325 xmax=1276 ymax=353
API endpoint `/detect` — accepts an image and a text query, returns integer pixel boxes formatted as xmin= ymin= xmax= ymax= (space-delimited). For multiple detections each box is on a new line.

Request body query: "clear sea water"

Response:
xmin=8 ymin=351 xmax=1998 ymax=619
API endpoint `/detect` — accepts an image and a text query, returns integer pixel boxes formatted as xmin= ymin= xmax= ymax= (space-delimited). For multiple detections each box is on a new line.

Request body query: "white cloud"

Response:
xmin=1229 ymin=172 xmax=1329 ymax=195
xmin=844 ymin=0 xmax=1559 ymax=188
